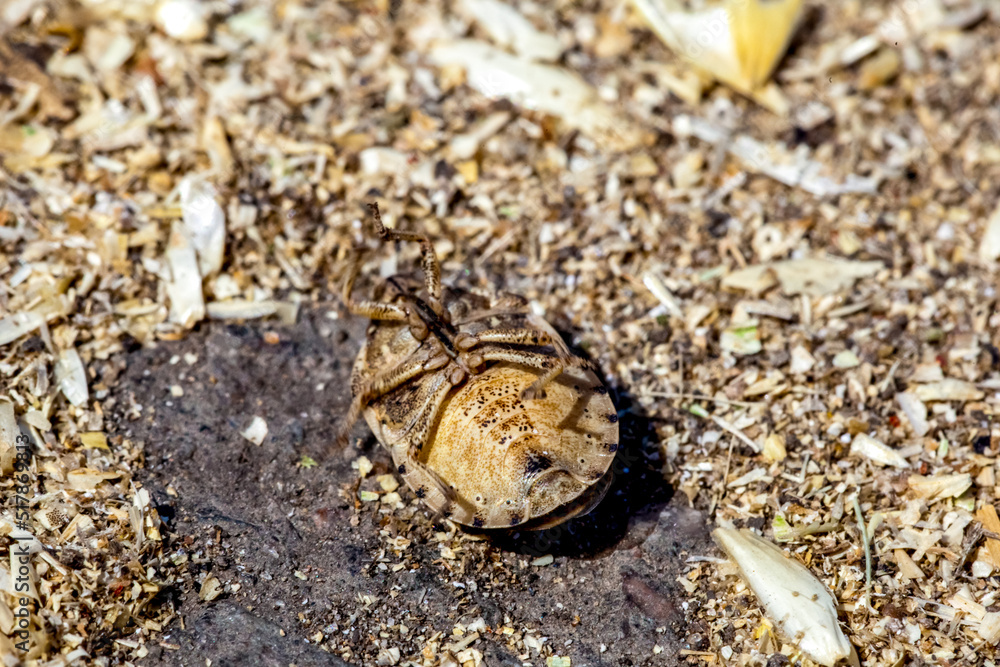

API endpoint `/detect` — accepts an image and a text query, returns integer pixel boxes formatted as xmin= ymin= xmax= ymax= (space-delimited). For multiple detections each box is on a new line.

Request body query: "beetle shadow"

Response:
xmin=483 ymin=385 xmax=674 ymax=559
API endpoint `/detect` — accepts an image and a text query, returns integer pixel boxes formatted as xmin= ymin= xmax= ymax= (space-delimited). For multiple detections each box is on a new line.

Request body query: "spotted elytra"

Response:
xmin=338 ymin=203 xmax=619 ymax=529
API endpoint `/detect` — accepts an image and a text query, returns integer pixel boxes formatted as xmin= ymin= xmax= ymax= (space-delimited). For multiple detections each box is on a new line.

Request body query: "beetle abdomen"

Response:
xmin=421 ymin=362 xmax=618 ymax=528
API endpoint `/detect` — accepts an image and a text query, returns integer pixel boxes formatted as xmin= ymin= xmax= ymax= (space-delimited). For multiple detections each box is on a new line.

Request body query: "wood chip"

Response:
xmin=976 ymin=505 xmax=1000 ymax=567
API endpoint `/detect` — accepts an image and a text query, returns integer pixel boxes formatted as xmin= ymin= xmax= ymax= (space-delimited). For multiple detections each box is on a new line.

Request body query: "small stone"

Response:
xmin=156 ymin=0 xmax=209 ymax=41
xmin=594 ymin=15 xmax=633 ymax=59
xmin=789 ymin=345 xmax=816 ymax=373
xmin=84 ymin=26 xmax=136 ymax=73
xmin=670 ymin=151 xmax=704 ymax=189
xmin=240 ymin=416 xmax=268 ymax=446
xmin=831 ymin=350 xmax=860 ymax=369
xmin=352 ymin=456 xmax=374 ymax=478
xmin=455 ymin=159 xmax=479 ymax=184
xmin=377 ymin=474 xmax=400 ymax=493
xmin=763 ymin=433 xmax=787 ymax=463
xmin=628 ymin=153 xmax=659 ymax=178
xmin=910 ymin=364 xmax=944 ymax=383
xmin=859 ymin=48 xmax=901 ymax=91
xmin=80 ymin=432 xmax=109 ymax=450
xmin=720 ymin=321 xmax=762 ymax=356
xmin=199 ymin=576 xmax=223 ymax=601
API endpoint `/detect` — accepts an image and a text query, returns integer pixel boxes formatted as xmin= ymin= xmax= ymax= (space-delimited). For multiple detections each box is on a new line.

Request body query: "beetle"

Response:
xmin=338 ymin=203 xmax=619 ymax=529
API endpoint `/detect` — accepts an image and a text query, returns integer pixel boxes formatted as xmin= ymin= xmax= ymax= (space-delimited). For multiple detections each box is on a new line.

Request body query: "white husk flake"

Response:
xmin=911 ymin=379 xmax=984 ymax=402
xmin=713 ymin=527 xmax=850 ymax=666
xmin=896 ymin=392 xmax=930 ymax=437
xmin=727 ymin=467 xmax=771 ymax=487
xmin=0 ymin=311 xmax=45 ymax=346
xmin=894 ymin=549 xmax=925 ymax=580
xmin=642 ymin=270 xmax=684 ymax=318
xmin=429 ymin=40 xmax=640 ymax=149
xmin=0 ymin=399 xmax=17 ymax=442
xmin=720 ymin=320 xmax=762 ymax=356
xmin=721 ymin=257 xmax=883 ymax=296
xmin=973 ymin=556 xmax=995 ymax=579
xmin=2 ymin=0 xmax=38 ymax=25
xmin=67 ymin=468 xmax=122 ymax=491
xmin=206 ymin=300 xmax=280 ymax=320
xmin=55 ymin=348 xmax=89 ymax=408
xmin=908 ymin=473 xmax=973 ymax=500
xmin=179 ymin=176 xmax=226 ymax=277
xmin=980 ymin=202 xmax=1000 ymax=263
xmin=84 ymin=26 xmax=136 ymax=73
xmin=910 ymin=363 xmax=945 ymax=383
xmin=458 ymin=0 xmax=562 ymax=62
xmin=165 ymin=220 xmax=206 ymax=328
xmin=980 ymin=613 xmax=1000 ymax=643
xmin=629 ymin=0 xmax=802 ymax=114
xmin=448 ymin=111 xmax=511 ymax=160
xmin=23 ymin=411 xmax=49 ymax=433
xmin=674 ymin=114 xmax=883 ymax=196
xmin=0 ymin=399 xmax=18 ymax=474
xmin=359 ymin=147 xmax=411 ymax=176
xmin=227 ymin=6 xmax=273 ymax=44
xmin=850 ymin=433 xmax=909 ymax=468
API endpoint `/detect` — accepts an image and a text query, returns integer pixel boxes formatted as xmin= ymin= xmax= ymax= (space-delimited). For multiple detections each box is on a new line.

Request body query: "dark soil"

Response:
xmin=106 ymin=309 xmax=715 ymax=667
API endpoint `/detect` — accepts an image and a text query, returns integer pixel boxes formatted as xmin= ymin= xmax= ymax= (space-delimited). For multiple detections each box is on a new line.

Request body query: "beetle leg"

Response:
xmin=411 ymin=460 xmax=458 ymax=523
xmin=520 ymin=361 xmax=571 ymax=401
xmin=396 ymin=376 xmax=460 ymax=518
xmin=424 ymin=353 xmax=450 ymax=371
xmin=453 ymin=306 xmax=532 ymax=326
xmin=341 ymin=252 xmax=409 ymax=321
xmin=369 ymin=203 xmax=444 ymax=316
xmin=336 ymin=356 xmax=431 ymax=447
xmin=407 ymin=308 xmax=429 ymax=340
xmin=456 ymin=328 xmax=554 ymax=376
xmin=455 ymin=328 xmax=553 ymax=349
xmin=347 ymin=300 xmax=409 ymax=321
xmin=474 ymin=346 xmax=584 ymax=400
xmin=342 ymin=251 xmax=429 ymax=341
xmin=452 ymin=293 xmax=531 ymax=326
xmin=493 ymin=292 xmax=529 ymax=309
